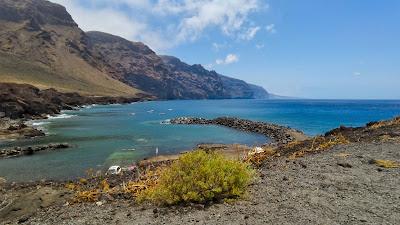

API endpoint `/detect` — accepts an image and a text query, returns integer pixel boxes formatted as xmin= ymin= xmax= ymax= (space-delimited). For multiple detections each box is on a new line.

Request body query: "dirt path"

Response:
xmin=15 ymin=142 xmax=398 ymax=225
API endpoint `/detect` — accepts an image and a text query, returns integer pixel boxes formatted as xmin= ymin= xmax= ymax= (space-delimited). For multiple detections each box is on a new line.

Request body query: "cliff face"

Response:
xmin=0 ymin=0 xmax=143 ymax=97
xmin=0 ymin=0 xmax=270 ymax=99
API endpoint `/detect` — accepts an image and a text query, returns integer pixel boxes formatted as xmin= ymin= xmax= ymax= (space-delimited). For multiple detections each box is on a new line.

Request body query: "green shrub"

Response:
xmin=137 ymin=150 xmax=254 ymax=205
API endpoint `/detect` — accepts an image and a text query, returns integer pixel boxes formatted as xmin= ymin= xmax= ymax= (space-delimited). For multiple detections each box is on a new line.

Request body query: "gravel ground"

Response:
xmin=12 ymin=142 xmax=399 ymax=225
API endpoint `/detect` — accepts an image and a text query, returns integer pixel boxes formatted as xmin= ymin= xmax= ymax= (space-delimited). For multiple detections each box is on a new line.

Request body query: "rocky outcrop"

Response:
xmin=0 ymin=143 xmax=70 ymax=159
xmin=170 ymin=117 xmax=308 ymax=144
xmin=0 ymin=117 xmax=44 ymax=140
xmin=0 ymin=83 xmax=151 ymax=119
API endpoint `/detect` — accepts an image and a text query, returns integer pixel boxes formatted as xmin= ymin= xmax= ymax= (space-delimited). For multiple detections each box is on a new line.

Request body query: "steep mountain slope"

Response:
xmin=87 ymin=32 xmax=269 ymax=99
xmin=0 ymin=0 xmax=142 ymax=96
xmin=159 ymin=55 xmax=269 ymax=99
xmin=0 ymin=0 xmax=270 ymax=99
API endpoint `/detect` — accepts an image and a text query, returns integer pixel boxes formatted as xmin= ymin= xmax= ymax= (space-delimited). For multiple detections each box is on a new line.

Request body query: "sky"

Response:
xmin=50 ymin=0 xmax=400 ymax=99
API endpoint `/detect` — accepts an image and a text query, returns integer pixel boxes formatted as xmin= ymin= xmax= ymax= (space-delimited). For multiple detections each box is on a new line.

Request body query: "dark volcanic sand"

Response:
xmin=7 ymin=142 xmax=398 ymax=225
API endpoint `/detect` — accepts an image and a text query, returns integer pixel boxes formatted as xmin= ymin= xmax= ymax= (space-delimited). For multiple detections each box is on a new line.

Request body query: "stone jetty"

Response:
xmin=170 ymin=117 xmax=308 ymax=144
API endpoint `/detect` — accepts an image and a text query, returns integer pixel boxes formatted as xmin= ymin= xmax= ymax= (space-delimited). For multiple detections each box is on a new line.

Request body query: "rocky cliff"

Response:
xmin=0 ymin=0 xmax=270 ymax=99
xmin=0 ymin=0 xmax=143 ymax=97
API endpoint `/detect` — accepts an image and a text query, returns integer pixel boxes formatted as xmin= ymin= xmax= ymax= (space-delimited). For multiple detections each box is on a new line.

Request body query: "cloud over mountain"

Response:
xmin=50 ymin=0 xmax=262 ymax=50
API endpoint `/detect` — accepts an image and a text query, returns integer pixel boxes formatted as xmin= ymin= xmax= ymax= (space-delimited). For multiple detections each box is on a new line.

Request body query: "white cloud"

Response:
xmin=256 ymin=43 xmax=265 ymax=49
xmin=212 ymin=42 xmax=229 ymax=51
xmin=266 ymin=23 xmax=276 ymax=34
xmin=50 ymin=0 xmax=261 ymax=51
xmin=173 ymin=0 xmax=260 ymax=42
xmin=204 ymin=63 xmax=214 ymax=70
xmin=216 ymin=54 xmax=239 ymax=65
xmin=240 ymin=26 xmax=260 ymax=40
xmin=353 ymin=72 xmax=361 ymax=76
xmin=50 ymin=0 xmax=168 ymax=50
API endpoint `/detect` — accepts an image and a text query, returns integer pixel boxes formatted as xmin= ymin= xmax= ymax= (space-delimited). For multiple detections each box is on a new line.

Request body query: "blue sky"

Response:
xmin=51 ymin=0 xmax=400 ymax=99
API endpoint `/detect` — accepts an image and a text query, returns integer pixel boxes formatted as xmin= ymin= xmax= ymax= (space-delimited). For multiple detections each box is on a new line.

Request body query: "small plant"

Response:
xmin=137 ymin=150 xmax=254 ymax=205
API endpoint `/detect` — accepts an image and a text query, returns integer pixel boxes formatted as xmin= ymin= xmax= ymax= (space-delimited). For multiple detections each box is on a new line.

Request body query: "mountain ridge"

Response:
xmin=0 ymin=0 xmax=270 ymax=99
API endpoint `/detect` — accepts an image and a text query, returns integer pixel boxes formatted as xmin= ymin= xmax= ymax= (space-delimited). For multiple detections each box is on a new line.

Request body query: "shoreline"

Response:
xmin=0 ymin=116 xmax=399 ymax=224
xmin=0 ymin=83 xmax=154 ymax=141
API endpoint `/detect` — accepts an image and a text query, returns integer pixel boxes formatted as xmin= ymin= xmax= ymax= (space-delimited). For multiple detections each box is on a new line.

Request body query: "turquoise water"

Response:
xmin=1 ymin=99 xmax=400 ymax=182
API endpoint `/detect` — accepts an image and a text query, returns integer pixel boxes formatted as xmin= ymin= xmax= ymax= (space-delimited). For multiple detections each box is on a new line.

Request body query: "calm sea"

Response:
xmin=1 ymin=99 xmax=399 ymax=181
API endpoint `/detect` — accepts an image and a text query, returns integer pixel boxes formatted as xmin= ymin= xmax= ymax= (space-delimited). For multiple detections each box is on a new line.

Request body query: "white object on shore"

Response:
xmin=248 ymin=147 xmax=265 ymax=156
xmin=156 ymin=147 xmax=159 ymax=157
xmin=107 ymin=166 xmax=122 ymax=175
xmin=96 ymin=201 xmax=104 ymax=206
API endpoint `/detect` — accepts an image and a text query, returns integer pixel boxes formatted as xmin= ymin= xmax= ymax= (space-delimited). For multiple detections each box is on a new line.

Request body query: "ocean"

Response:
xmin=1 ymin=99 xmax=399 ymax=181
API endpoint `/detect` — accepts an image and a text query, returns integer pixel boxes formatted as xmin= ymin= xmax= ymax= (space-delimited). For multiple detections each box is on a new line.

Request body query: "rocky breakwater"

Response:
xmin=0 ymin=143 xmax=70 ymax=159
xmin=170 ymin=117 xmax=308 ymax=144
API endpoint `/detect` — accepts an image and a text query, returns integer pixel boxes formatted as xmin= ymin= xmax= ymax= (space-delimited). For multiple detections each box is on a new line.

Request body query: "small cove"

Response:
xmin=1 ymin=99 xmax=400 ymax=182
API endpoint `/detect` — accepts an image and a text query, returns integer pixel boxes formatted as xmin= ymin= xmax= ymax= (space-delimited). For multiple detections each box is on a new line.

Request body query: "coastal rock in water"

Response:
xmin=0 ymin=117 xmax=45 ymax=140
xmin=0 ymin=143 xmax=71 ymax=159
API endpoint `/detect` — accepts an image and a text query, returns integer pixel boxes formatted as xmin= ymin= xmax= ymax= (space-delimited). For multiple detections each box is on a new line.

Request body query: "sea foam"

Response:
xmin=47 ymin=114 xmax=77 ymax=120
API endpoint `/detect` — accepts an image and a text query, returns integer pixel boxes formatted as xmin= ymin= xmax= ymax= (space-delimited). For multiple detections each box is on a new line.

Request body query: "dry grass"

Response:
xmin=123 ymin=166 xmax=166 ymax=197
xmin=74 ymin=190 xmax=101 ymax=203
xmin=246 ymin=147 xmax=277 ymax=166
xmin=368 ymin=117 xmax=400 ymax=129
xmin=314 ymin=134 xmax=350 ymax=150
xmin=68 ymin=178 xmax=113 ymax=203
xmin=0 ymin=52 xmax=141 ymax=96
xmin=372 ymin=159 xmax=400 ymax=168
xmin=67 ymin=164 xmax=168 ymax=203
xmin=335 ymin=153 xmax=351 ymax=158
xmin=288 ymin=134 xmax=350 ymax=159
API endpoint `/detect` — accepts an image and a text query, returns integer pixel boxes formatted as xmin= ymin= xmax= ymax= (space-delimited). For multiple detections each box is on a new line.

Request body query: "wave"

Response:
xmin=121 ymin=148 xmax=136 ymax=151
xmin=31 ymin=121 xmax=50 ymax=126
xmin=47 ymin=114 xmax=77 ymax=120
xmin=136 ymin=138 xmax=148 ymax=143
